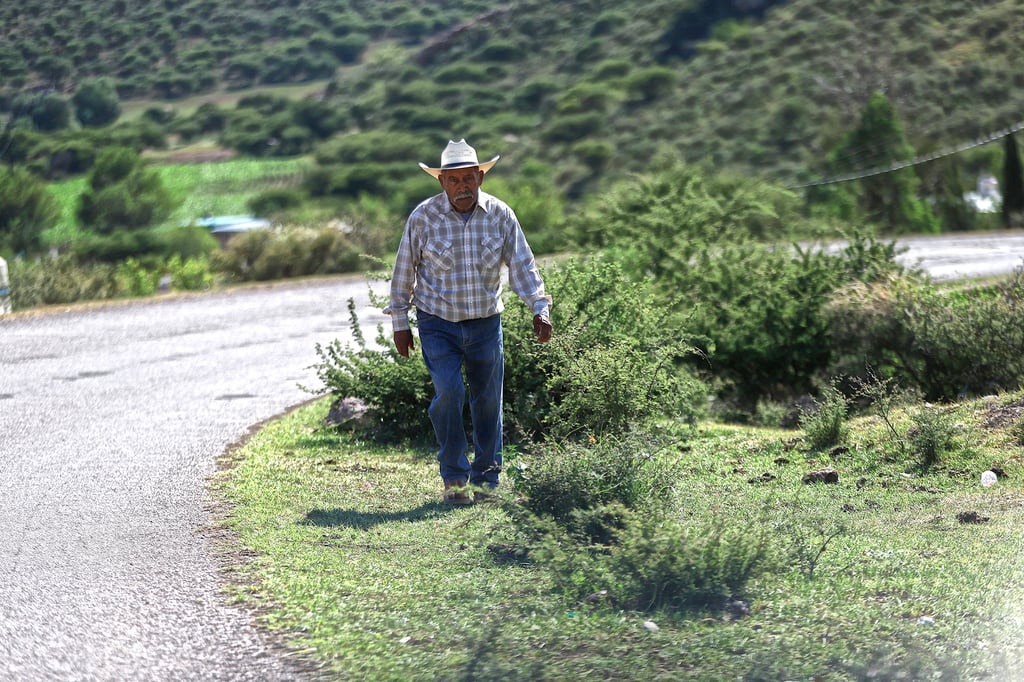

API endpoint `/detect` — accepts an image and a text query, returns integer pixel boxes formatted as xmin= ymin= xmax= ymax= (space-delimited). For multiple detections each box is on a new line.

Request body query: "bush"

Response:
xmin=500 ymin=257 xmax=706 ymax=441
xmin=907 ymin=403 xmax=962 ymax=467
xmin=542 ymin=113 xmax=605 ymax=144
xmin=544 ymin=336 xmax=702 ymax=440
xmin=247 ymin=188 xmax=304 ymax=216
xmin=827 ymin=272 xmax=1024 ymax=400
xmin=798 ymin=382 xmax=849 ymax=449
xmin=7 ymin=252 xmax=213 ymax=309
xmin=531 ymin=504 xmax=776 ymax=612
xmin=570 ymin=165 xmax=905 ymax=413
xmin=309 ymin=256 xmax=707 ymax=446
xmin=211 ymin=226 xmax=362 ymax=281
xmin=77 ymin=147 xmax=175 ymax=233
xmin=508 ymin=432 xmax=683 ymax=527
xmin=307 ymin=299 xmax=435 ymax=442
xmin=72 ymin=78 xmax=121 ymax=127
xmin=0 ymin=165 xmax=60 ymax=257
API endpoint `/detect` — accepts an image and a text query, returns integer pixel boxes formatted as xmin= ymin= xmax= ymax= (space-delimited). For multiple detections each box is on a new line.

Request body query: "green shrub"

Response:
xmin=500 ymin=257 xmax=706 ymax=441
xmin=907 ymin=403 xmax=961 ymax=467
xmin=508 ymin=432 xmax=683 ymax=527
xmin=7 ymin=251 xmax=213 ymax=309
xmin=544 ymin=335 xmax=702 ymax=440
xmin=827 ymin=273 xmax=1024 ymax=400
xmin=211 ymin=226 xmax=362 ymax=281
xmin=307 ymin=299 xmax=434 ymax=442
xmin=570 ymin=165 xmax=904 ymax=413
xmin=798 ymin=382 xmax=849 ymax=449
xmin=532 ymin=504 xmax=776 ymax=612
xmin=247 ymin=188 xmax=304 ymax=216
xmin=0 ymin=165 xmax=59 ymax=257
xmin=309 ymin=256 xmax=706 ymax=446
xmin=541 ymin=113 xmax=605 ymax=143
xmin=166 ymin=254 xmax=214 ymax=291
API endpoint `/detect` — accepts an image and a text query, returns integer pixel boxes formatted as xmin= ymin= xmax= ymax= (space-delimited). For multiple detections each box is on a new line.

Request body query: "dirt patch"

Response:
xmin=982 ymin=397 xmax=1024 ymax=429
xmin=147 ymin=147 xmax=238 ymax=165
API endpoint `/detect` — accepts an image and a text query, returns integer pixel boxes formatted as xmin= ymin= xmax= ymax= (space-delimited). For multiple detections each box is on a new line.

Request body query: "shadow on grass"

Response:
xmin=301 ymin=501 xmax=459 ymax=530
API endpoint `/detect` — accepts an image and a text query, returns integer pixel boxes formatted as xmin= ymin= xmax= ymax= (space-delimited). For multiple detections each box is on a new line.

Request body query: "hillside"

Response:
xmin=4 ymin=0 xmax=1024 ymax=197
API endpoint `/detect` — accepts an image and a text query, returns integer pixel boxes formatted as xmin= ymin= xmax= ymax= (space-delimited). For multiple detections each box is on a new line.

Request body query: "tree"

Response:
xmin=0 ymin=166 xmax=60 ymax=256
xmin=77 ymin=147 xmax=175 ymax=234
xmin=1002 ymin=132 xmax=1024 ymax=227
xmin=825 ymin=91 xmax=938 ymax=234
xmin=72 ymin=78 xmax=121 ymax=128
xmin=30 ymin=94 xmax=71 ymax=131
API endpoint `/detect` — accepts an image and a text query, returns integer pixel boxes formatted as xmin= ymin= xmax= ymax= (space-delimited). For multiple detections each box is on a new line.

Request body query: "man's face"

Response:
xmin=439 ymin=167 xmax=484 ymax=214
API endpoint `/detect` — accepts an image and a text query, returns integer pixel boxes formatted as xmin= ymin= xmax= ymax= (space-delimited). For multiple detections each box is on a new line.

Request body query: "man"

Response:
xmin=386 ymin=139 xmax=552 ymax=505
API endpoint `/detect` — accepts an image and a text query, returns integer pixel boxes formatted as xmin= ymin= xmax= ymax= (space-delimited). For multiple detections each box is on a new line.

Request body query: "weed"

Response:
xmin=799 ymin=381 xmax=848 ymax=449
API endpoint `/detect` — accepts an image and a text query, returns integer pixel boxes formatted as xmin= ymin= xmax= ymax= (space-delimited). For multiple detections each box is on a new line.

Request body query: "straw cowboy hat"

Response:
xmin=418 ymin=139 xmax=500 ymax=178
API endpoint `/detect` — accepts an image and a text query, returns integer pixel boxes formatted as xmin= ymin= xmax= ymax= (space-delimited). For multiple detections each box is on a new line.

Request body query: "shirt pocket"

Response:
xmin=478 ymin=236 xmax=504 ymax=272
xmin=424 ymin=238 xmax=454 ymax=271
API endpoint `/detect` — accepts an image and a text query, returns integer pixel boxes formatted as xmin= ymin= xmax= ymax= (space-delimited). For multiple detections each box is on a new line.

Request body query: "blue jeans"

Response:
xmin=417 ymin=311 xmax=503 ymax=487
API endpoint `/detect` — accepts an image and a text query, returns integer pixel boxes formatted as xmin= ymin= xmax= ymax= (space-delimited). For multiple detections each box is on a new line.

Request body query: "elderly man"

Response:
xmin=386 ymin=139 xmax=552 ymax=505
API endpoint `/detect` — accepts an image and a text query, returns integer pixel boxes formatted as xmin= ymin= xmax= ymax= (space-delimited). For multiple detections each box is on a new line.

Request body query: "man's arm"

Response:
xmin=385 ymin=220 xmax=419 ymax=355
xmin=503 ymin=212 xmax=552 ymax=342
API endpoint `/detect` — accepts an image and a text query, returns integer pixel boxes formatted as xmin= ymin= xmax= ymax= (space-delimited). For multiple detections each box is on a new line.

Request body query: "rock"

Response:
xmin=956 ymin=510 xmax=990 ymax=524
xmin=325 ymin=396 xmax=371 ymax=428
xmin=726 ymin=600 xmax=750 ymax=619
xmin=802 ymin=467 xmax=839 ymax=484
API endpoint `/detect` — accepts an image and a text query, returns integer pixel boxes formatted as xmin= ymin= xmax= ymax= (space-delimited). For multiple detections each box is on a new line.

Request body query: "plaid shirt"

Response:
xmin=386 ymin=191 xmax=551 ymax=331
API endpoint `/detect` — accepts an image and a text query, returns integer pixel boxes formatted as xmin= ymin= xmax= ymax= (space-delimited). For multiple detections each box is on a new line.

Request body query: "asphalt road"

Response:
xmin=0 ymin=232 xmax=1021 ymax=680
xmin=894 ymin=230 xmax=1024 ymax=280
xmin=0 ymin=276 xmax=386 ymax=681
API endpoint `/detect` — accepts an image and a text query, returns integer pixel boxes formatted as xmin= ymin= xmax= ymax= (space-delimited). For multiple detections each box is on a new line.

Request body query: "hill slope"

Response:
xmin=4 ymin=0 xmax=1024 ymax=193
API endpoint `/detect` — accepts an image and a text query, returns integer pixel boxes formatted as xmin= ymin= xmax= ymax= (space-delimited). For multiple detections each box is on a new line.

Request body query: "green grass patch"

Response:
xmin=215 ymin=397 xmax=1024 ymax=680
xmin=158 ymin=158 xmax=312 ymax=226
xmin=44 ymin=158 xmax=312 ymax=247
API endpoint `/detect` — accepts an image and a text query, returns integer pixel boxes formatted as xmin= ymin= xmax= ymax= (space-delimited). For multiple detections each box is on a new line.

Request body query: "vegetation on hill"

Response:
xmin=4 ymin=1 xmax=1024 ymax=204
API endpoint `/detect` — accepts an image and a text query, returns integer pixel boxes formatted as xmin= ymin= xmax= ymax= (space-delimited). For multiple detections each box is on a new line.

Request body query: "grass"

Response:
xmin=158 ymin=157 xmax=312 ymax=225
xmin=214 ymin=395 xmax=1024 ymax=680
xmin=43 ymin=157 xmax=312 ymax=246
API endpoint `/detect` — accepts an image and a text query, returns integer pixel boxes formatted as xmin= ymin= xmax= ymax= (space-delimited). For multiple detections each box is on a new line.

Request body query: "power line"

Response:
xmin=788 ymin=119 xmax=1024 ymax=189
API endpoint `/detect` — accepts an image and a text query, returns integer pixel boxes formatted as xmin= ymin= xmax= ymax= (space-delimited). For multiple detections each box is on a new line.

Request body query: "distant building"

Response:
xmin=194 ymin=215 xmax=271 ymax=248
xmin=964 ymin=174 xmax=1001 ymax=213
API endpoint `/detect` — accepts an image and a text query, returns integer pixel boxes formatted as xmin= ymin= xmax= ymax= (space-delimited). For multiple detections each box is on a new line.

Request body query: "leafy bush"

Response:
xmin=310 ymin=256 xmax=706 ymax=445
xmin=827 ymin=272 xmax=1024 ymax=400
xmin=0 ymin=165 xmax=59 ymax=257
xmin=211 ymin=226 xmax=362 ymax=281
xmin=76 ymin=146 xmax=176 ymax=233
xmin=307 ymin=300 xmax=434 ymax=442
xmin=247 ymin=188 xmax=304 ymax=216
xmin=500 ymin=257 xmax=706 ymax=441
xmin=544 ymin=336 xmax=702 ymax=440
xmin=7 ymin=252 xmax=213 ymax=309
xmin=570 ymin=165 xmax=904 ymax=413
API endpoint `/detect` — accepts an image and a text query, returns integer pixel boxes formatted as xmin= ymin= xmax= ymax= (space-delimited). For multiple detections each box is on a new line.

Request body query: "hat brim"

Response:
xmin=419 ymin=155 xmax=500 ymax=178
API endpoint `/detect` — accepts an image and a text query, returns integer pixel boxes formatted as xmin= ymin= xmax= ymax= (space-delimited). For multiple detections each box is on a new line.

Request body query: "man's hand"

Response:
xmin=394 ymin=329 xmax=415 ymax=357
xmin=533 ymin=314 xmax=552 ymax=343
